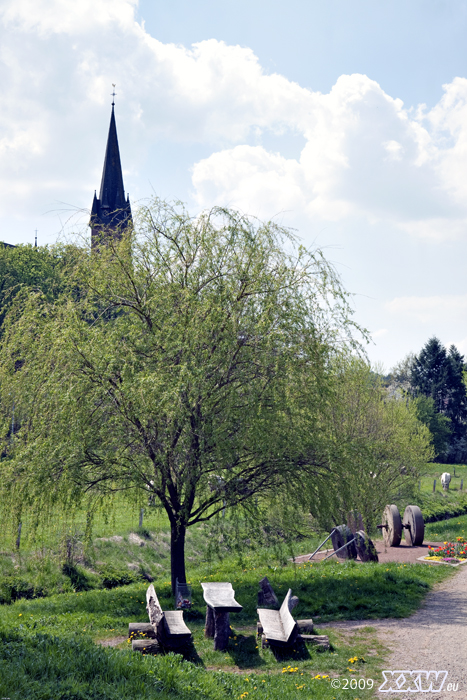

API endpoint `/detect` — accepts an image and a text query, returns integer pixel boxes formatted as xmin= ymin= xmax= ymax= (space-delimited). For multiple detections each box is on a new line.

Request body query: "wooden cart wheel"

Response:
xmin=331 ymin=524 xmax=358 ymax=560
xmin=402 ymin=505 xmax=424 ymax=546
xmin=355 ymin=530 xmax=379 ymax=562
xmin=381 ymin=504 xmax=402 ymax=547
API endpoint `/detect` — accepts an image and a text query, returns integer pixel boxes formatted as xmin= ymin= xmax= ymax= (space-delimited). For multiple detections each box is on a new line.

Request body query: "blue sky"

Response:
xmin=1 ymin=0 xmax=467 ymax=369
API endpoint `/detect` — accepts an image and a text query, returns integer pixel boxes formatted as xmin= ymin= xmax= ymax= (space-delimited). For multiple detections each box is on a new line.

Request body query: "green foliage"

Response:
xmin=0 ymin=574 xmax=44 ymax=604
xmin=414 ymin=395 xmax=451 ymax=459
xmin=98 ymin=565 xmax=143 ymax=589
xmin=296 ymin=358 xmax=433 ymax=532
xmin=62 ymin=563 xmax=94 ymax=592
xmin=0 ymin=199 xmax=366 ymax=591
xmin=0 ymin=243 xmax=77 ymax=333
xmin=407 ymin=492 xmax=467 ymax=523
xmin=409 ymin=337 xmax=467 ymax=461
xmin=411 ymin=337 xmax=450 ymax=412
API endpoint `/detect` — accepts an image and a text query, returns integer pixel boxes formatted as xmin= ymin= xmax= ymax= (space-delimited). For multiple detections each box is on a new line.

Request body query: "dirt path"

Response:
xmin=319 ymin=565 xmax=467 ymax=697
xmin=294 ymin=539 xmax=447 ymax=565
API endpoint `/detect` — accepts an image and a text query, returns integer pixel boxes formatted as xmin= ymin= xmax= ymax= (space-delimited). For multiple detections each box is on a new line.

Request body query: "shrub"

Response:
xmin=0 ymin=574 xmax=45 ymax=604
xmin=97 ymin=565 xmax=142 ymax=589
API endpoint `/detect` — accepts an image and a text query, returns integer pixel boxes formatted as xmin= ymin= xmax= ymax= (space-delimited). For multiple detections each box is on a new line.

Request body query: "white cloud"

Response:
xmin=0 ymin=0 xmax=138 ymax=35
xmin=371 ymin=328 xmax=388 ymax=339
xmin=386 ymin=295 xmax=467 ymax=323
xmin=192 ymin=145 xmax=307 ymax=216
xmin=189 ymin=72 xmax=467 ymax=238
xmin=1 ymin=0 xmax=467 ymax=242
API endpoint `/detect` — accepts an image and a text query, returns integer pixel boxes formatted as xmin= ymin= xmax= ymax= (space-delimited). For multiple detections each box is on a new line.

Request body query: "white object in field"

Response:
xmin=441 ymin=472 xmax=451 ymax=490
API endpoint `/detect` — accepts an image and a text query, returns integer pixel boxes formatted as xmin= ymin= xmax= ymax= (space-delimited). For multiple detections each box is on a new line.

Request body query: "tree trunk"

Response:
xmin=170 ymin=520 xmax=187 ymax=595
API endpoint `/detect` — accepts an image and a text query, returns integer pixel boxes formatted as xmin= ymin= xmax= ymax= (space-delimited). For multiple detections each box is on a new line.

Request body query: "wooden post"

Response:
xmin=16 ymin=522 xmax=22 ymax=550
xmin=139 ymin=508 xmax=144 ymax=529
xmin=461 ymin=479 xmax=464 ymax=491
xmin=205 ymin=605 xmax=215 ymax=638
xmin=433 ymin=479 xmax=436 ymax=493
xmin=454 ymin=467 xmax=456 ymax=477
xmin=214 ymin=610 xmax=230 ymax=651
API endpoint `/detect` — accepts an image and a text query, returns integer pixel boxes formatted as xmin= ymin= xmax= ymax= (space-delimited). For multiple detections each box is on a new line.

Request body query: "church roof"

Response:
xmin=90 ymin=103 xmax=132 ymax=246
xmin=99 ymin=105 xmax=127 ymax=213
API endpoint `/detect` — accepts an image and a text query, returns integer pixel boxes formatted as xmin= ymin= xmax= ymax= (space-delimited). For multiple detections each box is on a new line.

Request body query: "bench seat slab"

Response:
xmin=201 ymin=582 xmax=243 ymax=613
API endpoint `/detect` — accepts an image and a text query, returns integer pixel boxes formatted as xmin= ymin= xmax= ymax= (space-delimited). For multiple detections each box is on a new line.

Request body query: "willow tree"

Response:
xmin=298 ymin=358 xmax=434 ymax=533
xmin=0 ymin=199 xmax=363 ymax=591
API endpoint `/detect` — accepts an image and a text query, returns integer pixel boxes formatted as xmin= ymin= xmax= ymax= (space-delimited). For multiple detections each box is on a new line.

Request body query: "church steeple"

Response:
xmin=90 ymin=96 xmax=132 ymax=248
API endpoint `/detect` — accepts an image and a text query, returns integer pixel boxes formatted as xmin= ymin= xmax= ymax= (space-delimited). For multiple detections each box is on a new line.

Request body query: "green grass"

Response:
xmin=425 ymin=512 xmax=467 ymax=542
xmin=0 ymin=553 xmax=454 ymax=699
xmin=0 ymin=487 xmax=460 ymax=699
xmin=0 ymin=507 xmax=326 ymax=603
xmin=0 ymin=629 xmax=380 ymax=700
xmin=393 ymin=462 xmax=467 ymax=526
xmin=418 ymin=462 xmax=467 ymax=494
xmin=0 ymin=496 xmax=172 ymax=555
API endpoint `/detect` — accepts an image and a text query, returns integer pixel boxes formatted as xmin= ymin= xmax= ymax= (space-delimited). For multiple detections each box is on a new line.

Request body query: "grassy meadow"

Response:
xmin=0 ymin=554 xmax=454 ymax=700
xmin=1 ymin=468 xmax=466 ymax=699
xmin=417 ymin=462 xmax=467 ymax=497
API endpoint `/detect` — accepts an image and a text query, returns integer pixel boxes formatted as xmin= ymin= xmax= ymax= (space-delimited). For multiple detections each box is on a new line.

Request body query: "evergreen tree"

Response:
xmin=411 ymin=337 xmax=448 ymax=412
xmin=410 ymin=337 xmax=467 ymax=462
xmin=413 ymin=395 xmax=451 ymax=460
xmin=445 ymin=345 xmax=467 ymax=438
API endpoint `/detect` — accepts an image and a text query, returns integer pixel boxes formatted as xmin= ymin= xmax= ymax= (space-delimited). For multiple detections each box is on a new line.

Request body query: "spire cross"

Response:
xmin=111 ymin=84 xmax=117 ymax=106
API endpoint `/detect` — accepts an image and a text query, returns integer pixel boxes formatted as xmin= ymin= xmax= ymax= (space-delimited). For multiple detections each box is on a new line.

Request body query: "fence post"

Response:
xmin=461 ymin=479 xmax=464 ymax=491
xmin=433 ymin=479 xmax=436 ymax=493
xmin=139 ymin=508 xmax=144 ymax=529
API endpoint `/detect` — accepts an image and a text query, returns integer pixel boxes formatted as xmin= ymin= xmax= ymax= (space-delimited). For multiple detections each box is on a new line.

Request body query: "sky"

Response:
xmin=1 ymin=0 xmax=467 ymax=370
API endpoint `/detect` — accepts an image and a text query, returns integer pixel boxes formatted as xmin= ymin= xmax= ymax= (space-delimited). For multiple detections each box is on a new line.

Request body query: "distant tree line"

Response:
xmin=391 ymin=337 xmax=467 ymax=462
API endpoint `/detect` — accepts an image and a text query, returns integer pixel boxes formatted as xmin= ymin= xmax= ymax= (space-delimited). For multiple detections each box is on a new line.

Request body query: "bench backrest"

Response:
xmin=146 ymin=584 xmax=164 ymax=628
xmin=279 ymin=589 xmax=297 ymax=644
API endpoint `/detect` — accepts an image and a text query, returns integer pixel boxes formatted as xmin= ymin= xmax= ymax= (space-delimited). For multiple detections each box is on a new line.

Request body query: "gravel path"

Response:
xmin=320 ymin=566 xmax=467 ymax=697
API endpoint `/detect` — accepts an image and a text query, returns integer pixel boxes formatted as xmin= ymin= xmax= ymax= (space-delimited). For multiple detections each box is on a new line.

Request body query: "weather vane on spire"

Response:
xmin=111 ymin=84 xmax=116 ymax=106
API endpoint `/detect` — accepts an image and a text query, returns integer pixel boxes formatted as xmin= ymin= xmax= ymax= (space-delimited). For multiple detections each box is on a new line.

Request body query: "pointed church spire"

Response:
xmin=90 ymin=90 xmax=132 ymax=249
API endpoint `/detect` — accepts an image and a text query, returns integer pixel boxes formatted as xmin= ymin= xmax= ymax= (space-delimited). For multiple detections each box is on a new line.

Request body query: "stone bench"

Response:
xmin=257 ymin=588 xmax=299 ymax=648
xmin=130 ymin=584 xmax=192 ymax=652
xmin=201 ymin=581 xmax=243 ymax=651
